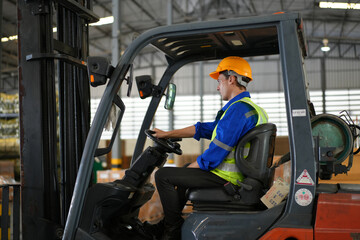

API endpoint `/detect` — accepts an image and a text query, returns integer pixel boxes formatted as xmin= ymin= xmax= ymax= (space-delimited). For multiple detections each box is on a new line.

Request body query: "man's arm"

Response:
xmin=187 ymin=161 xmax=200 ymax=168
xmin=152 ymin=125 xmax=196 ymax=139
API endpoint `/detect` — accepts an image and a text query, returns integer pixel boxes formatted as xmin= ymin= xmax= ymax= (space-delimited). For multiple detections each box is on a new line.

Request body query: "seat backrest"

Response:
xmin=235 ymin=123 xmax=276 ymax=189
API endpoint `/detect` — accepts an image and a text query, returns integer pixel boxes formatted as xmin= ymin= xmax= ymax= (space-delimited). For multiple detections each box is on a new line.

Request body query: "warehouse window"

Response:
xmin=91 ymin=89 xmax=360 ymax=140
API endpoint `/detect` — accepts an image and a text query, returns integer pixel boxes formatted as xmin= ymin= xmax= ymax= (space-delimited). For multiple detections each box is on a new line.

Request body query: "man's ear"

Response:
xmin=228 ymin=75 xmax=237 ymax=85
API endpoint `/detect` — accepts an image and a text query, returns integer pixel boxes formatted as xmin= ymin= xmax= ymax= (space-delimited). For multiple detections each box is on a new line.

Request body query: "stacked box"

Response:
xmin=0 ymin=138 xmax=20 ymax=156
xmin=0 ymin=118 xmax=19 ymax=138
xmin=109 ymin=170 xmax=126 ymax=181
xmin=175 ymin=154 xmax=197 ymax=167
xmin=0 ymin=93 xmax=19 ymax=114
xmin=0 ymin=160 xmax=15 ymax=177
xmin=96 ymin=169 xmax=127 ymax=183
xmin=96 ymin=170 xmax=111 ymax=183
xmin=0 ymin=93 xmax=20 ymax=181
xmin=0 ymin=160 xmax=16 ymax=200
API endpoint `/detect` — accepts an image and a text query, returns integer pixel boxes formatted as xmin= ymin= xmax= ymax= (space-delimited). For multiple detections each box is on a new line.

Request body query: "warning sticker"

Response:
xmin=295 ymin=188 xmax=313 ymax=206
xmin=296 ymin=169 xmax=314 ymax=186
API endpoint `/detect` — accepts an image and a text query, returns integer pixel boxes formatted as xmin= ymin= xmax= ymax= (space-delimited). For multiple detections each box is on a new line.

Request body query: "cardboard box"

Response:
xmin=175 ymin=154 xmax=197 ymax=167
xmin=109 ymin=170 xmax=126 ymax=182
xmin=0 ymin=175 xmax=16 ymax=201
xmin=261 ymin=177 xmax=289 ymax=209
xmin=0 ymin=160 xmax=16 ymax=200
xmin=96 ymin=169 xmax=127 ymax=183
xmin=273 ymin=158 xmax=291 ymax=184
xmin=96 ymin=170 xmax=110 ymax=183
xmin=274 ymin=136 xmax=290 ymax=155
xmin=0 ymin=160 xmax=15 ymax=177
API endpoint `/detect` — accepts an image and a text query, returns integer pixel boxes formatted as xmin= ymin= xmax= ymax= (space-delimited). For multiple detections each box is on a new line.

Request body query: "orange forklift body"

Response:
xmin=314 ymin=193 xmax=360 ymax=240
xmin=261 ymin=192 xmax=360 ymax=240
xmin=260 ymin=228 xmax=313 ymax=240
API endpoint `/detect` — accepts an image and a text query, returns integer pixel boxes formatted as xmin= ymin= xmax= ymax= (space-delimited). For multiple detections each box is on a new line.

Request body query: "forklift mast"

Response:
xmin=18 ymin=1 xmax=98 ymax=239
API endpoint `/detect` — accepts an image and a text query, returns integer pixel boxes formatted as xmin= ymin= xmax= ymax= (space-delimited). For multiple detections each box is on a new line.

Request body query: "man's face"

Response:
xmin=217 ymin=74 xmax=231 ymax=100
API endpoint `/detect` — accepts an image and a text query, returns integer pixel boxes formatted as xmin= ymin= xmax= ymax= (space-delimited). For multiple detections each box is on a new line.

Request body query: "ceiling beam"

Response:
xmin=92 ymin=0 xmax=139 ymax=33
xmin=172 ymin=1 xmax=187 ymax=20
xmin=132 ymin=0 xmax=163 ymax=26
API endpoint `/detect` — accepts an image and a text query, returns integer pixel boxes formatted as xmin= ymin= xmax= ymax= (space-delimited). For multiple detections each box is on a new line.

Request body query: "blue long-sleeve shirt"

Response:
xmin=193 ymin=91 xmax=258 ymax=171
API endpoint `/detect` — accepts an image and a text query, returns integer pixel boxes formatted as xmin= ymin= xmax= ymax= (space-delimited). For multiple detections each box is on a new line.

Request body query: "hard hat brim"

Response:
xmin=209 ymin=71 xmax=220 ymax=80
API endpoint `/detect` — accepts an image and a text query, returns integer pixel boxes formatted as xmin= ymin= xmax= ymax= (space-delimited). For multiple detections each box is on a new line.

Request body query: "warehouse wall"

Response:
xmin=89 ymin=56 xmax=360 ymax=98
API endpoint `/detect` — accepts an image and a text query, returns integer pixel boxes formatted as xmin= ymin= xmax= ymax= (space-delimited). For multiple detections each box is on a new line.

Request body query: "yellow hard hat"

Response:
xmin=209 ymin=56 xmax=252 ymax=81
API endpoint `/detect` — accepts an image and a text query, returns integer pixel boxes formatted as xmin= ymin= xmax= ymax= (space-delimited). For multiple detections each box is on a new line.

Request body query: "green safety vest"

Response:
xmin=210 ymin=97 xmax=268 ymax=186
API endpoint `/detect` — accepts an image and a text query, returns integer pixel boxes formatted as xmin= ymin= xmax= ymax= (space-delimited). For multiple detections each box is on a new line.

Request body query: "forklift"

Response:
xmin=62 ymin=12 xmax=360 ymax=240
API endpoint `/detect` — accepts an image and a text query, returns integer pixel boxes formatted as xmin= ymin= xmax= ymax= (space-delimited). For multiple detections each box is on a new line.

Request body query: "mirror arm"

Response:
xmin=151 ymin=85 xmax=163 ymax=98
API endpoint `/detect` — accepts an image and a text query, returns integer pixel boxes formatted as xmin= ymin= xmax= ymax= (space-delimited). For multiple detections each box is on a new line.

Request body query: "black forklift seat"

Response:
xmin=188 ymin=123 xmax=277 ymax=211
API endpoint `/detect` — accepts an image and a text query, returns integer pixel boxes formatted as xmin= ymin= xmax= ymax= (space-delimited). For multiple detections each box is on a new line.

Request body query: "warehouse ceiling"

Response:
xmin=1 ymin=0 xmax=360 ymax=91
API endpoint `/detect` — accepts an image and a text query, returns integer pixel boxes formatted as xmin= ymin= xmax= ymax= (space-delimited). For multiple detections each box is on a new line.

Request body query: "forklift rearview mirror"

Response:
xmin=164 ymin=83 xmax=176 ymax=110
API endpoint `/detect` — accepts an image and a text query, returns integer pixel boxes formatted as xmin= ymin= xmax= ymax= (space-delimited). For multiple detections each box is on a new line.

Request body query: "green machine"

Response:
xmin=312 ymin=112 xmax=359 ymax=180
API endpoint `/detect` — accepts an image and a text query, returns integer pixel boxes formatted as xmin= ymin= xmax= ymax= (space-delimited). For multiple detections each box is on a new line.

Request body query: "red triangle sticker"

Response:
xmin=296 ymin=169 xmax=314 ymax=185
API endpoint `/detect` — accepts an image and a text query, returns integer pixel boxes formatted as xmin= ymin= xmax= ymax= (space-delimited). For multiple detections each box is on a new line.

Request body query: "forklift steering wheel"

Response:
xmin=145 ymin=129 xmax=183 ymax=155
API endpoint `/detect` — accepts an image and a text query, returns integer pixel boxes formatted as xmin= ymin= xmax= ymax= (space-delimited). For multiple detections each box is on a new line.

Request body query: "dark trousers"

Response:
xmin=155 ymin=167 xmax=227 ymax=226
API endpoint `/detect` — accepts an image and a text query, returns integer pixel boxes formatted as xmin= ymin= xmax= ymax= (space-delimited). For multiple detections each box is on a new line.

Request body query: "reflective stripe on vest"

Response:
xmin=210 ymin=97 xmax=268 ymax=186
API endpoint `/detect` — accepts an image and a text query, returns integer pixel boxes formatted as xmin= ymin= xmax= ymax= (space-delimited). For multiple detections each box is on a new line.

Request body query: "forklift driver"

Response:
xmin=150 ymin=56 xmax=268 ymax=240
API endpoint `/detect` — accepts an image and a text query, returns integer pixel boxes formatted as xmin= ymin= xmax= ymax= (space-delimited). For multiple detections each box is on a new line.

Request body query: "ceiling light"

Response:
xmin=90 ymin=16 xmax=114 ymax=26
xmin=319 ymin=2 xmax=360 ymax=9
xmin=321 ymin=46 xmax=330 ymax=52
xmin=321 ymin=38 xmax=330 ymax=52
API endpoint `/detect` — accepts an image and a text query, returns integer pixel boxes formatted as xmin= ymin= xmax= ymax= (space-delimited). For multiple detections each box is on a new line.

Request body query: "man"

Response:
xmin=151 ymin=56 xmax=268 ymax=240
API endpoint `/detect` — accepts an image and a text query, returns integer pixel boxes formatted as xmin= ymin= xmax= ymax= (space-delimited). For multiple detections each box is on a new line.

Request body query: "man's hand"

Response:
xmin=152 ymin=128 xmax=169 ymax=138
